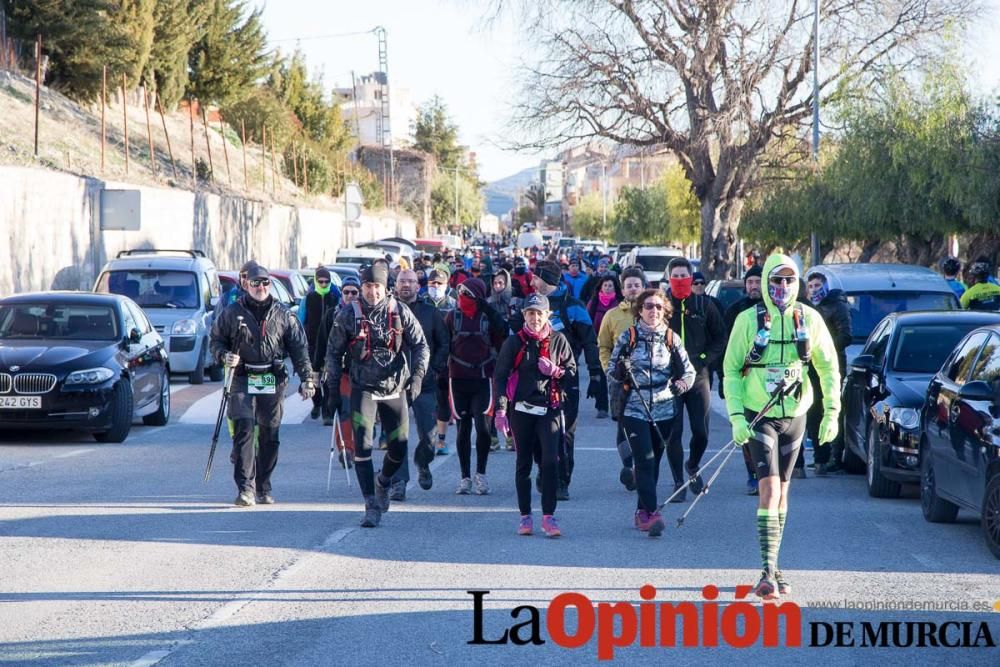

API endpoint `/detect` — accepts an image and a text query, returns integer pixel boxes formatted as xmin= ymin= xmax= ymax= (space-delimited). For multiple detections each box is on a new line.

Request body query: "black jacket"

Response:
xmin=814 ymin=289 xmax=852 ymax=373
xmin=302 ymin=290 xmax=339 ymax=350
xmin=508 ymin=285 xmax=602 ymax=375
xmin=664 ymin=292 xmax=725 ymax=374
xmin=401 ymin=296 xmax=449 ymax=388
xmin=210 ymin=295 xmax=312 ymax=382
xmin=724 ymin=295 xmax=762 ymax=335
xmin=323 ymin=296 xmax=429 ymax=397
xmin=493 ymin=330 xmax=577 ymax=413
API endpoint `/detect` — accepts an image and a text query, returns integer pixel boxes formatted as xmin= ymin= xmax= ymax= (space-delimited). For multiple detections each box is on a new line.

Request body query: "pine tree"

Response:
xmin=186 ymin=0 xmax=268 ymax=105
xmin=4 ymin=0 xmax=155 ymax=102
xmin=146 ymin=0 xmax=210 ymax=109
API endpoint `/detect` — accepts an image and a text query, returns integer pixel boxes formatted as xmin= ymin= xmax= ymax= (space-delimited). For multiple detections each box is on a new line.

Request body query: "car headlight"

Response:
xmin=172 ymin=319 xmax=198 ymax=335
xmin=65 ymin=367 xmax=115 ymax=386
xmin=889 ymin=407 xmax=920 ymax=430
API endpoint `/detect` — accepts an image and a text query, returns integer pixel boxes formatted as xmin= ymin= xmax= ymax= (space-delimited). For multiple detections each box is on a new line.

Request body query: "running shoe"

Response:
xmin=374 ymin=474 xmax=391 ymax=512
xmin=518 ymin=515 xmax=533 ymax=536
xmin=634 ymin=509 xmax=651 ymax=531
xmin=557 ymin=482 xmax=570 ymax=501
xmin=417 ymin=465 xmax=433 ymax=490
xmin=389 ymin=480 xmax=406 ymax=501
xmin=234 ymin=491 xmax=255 ymax=507
xmin=474 ymin=473 xmax=490 ymax=495
xmin=775 ymin=571 xmax=792 ymax=596
xmin=360 ymin=496 xmax=381 ymax=528
xmin=753 ymin=571 xmax=779 ymax=601
xmin=620 ymin=466 xmax=636 ymax=491
xmin=647 ymin=511 xmax=665 ymax=537
xmin=490 ymin=434 xmax=501 ymax=451
xmin=542 ymin=514 xmax=561 ymax=538
xmin=436 ymin=441 xmax=449 ymax=456
xmin=670 ymin=483 xmax=687 ymax=503
xmin=504 ymin=436 xmax=515 ymax=451
xmin=746 ymin=475 xmax=759 ymax=496
xmin=456 ymin=477 xmax=472 ymax=495
xmin=686 ymin=461 xmax=705 ymax=495
xmin=256 ymin=493 xmax=275 ymax=505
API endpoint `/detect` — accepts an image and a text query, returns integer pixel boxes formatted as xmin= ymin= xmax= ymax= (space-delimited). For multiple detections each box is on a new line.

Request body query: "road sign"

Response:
xmin=345 ymin=182 xmax=363 ymax=227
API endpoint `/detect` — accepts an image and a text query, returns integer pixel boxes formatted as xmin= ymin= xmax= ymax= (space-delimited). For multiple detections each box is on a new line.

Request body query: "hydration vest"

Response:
xmin=448 ymin=309 xmax=496 ymax=377
xmin=349 ymin=298 xmax=403 ymax=361
xmin=741 ymin=302 xmax=812 ymax=376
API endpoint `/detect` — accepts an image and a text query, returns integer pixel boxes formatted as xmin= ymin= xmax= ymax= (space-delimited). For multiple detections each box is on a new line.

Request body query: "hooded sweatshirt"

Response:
xmin=722 ymin=253 xmax=841 ymax=420
xmin=488 ymin=268 xmax=515 ymax=317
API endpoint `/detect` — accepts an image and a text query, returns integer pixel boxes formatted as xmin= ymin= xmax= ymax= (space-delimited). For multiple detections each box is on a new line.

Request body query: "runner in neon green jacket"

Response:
xmin=722 ymin=253 xmax=841 ymax=601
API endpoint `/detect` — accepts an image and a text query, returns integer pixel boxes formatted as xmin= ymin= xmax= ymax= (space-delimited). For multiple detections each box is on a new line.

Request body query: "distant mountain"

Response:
xmin=482 ymin=167 xmax=537 ymax=217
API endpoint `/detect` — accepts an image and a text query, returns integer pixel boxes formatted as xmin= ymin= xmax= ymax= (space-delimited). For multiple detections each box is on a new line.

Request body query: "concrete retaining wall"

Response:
xmin=0 ymin=165 xmax=415 ymax=294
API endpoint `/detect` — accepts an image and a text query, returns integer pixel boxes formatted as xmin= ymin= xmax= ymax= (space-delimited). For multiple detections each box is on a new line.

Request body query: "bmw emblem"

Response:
xmin=9 ymin=366 xmax=19 ymax=372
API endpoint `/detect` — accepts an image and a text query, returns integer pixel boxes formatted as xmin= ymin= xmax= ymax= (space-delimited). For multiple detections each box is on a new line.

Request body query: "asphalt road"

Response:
xmin=0 ymin=373 xmax=997 ymax=665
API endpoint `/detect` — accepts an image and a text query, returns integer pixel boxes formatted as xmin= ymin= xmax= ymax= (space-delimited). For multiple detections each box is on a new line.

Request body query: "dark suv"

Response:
xmin=920 ymin=324 xmax=1000 ymax=559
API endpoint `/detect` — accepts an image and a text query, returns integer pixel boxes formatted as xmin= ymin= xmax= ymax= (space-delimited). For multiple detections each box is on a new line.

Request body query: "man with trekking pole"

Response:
xmin=209 ymin=263 xmax=316 ymax=507
xmin=722 ymin=254 xmax=841 ymax=601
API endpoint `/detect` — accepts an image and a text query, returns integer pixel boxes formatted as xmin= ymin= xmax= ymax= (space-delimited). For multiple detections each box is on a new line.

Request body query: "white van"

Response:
xmin=623 ymin=246 xmax=685 ymax=287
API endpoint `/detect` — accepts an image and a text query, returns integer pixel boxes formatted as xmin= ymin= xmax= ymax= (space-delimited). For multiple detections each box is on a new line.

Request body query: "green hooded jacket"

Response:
xmin=723 ymin=253 xmax=841 ymax=420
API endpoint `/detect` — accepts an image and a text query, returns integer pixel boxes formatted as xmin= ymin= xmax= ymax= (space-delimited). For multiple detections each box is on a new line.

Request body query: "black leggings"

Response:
xmin=351 ymin=388 xmax=408 ymax=495
xmin=451 ymin=378 xmax=493 ymax=478
xmin=622 ymin=415 xmax=676 ymax=513
xmin=667 ymin=371 xmax=711 ymax=479
xmin=511 ymin=407 xmax=561 ymax=515
xmin=228 ymin=378 xmax=285 ymax=495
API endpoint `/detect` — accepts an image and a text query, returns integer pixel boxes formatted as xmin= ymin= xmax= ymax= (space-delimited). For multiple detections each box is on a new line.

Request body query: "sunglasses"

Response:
xmin=692 ymin=280 xmax=706 ymax=286
xmin=643 ymin=302 xmax=665 ymax=311
xmin=769 ymin=276 xmax=796 ymax=285
xmin=248 ymin=278 xmax=271 ymax=287
xmin=316 ymin=279 xmax=330 ymax=286
xmin=342 ymin=289 xmax=359 ymax=296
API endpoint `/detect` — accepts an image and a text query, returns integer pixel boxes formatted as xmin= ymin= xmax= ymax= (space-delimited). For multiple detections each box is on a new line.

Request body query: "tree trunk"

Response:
xmin=699 ymin=196 xmax=740 ymax=279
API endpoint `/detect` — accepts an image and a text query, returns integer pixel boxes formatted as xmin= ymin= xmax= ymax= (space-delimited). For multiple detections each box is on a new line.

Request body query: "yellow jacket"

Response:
xmin=598 ymin=300 xmax=636 ymax=370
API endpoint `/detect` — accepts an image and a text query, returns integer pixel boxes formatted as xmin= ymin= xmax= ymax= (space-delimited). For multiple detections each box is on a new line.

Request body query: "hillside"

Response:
xmin=483 ymin=166 xmax=536 ymax=216
xmin=0 ymin=70 xmax=335 ymax=208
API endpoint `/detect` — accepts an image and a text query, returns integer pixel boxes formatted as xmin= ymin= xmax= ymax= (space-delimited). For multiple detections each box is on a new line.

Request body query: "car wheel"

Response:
xmin=920 ymin=437 xmax=958 ymax=523
xmin=866 ymin=422 xmax=901 ymax=498
xmin=207 ymin=362 xmax=224 ymax=382
xmin=142 ymin=370 xmax=171 ymax=426
xmin=188 ymin=340 xmax=206 ymax=385
xmin=843 ymin=442 xmax=865 ymax=474
xmin=94 ymin=377 xmax=134 ymax=443
xmin=983 ymin=472 xmax=1000 ymax=560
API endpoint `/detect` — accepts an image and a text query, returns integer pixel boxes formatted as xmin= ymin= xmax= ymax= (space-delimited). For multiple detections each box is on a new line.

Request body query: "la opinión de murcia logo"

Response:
xmin=467 ymin=586 xmax=996 ymax=660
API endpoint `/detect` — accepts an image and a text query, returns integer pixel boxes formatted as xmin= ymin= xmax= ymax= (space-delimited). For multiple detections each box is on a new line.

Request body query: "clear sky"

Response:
xmin=256 ymin=0 xmax=1000 ymax=184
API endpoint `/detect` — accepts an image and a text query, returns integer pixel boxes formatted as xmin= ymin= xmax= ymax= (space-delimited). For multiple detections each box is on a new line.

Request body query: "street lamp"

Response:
xmin=810 ymin=0 xmax=822 ymax=266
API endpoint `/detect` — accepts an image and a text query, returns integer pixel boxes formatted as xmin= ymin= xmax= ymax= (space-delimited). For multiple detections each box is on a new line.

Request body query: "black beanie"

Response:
xmin=744 ymin=265 xmax=763 ymax=285
xmin=361 ymin=264 xmax=388 ymax=287
xmin=316 ymin=267 xmax=332 ymax=281
xmin=535 ymin=261 xmax=562 ymax=287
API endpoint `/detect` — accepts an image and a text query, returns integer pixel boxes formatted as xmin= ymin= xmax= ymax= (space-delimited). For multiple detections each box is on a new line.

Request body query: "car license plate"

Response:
xmin=0 ymin=396 xmax=41 ymax=409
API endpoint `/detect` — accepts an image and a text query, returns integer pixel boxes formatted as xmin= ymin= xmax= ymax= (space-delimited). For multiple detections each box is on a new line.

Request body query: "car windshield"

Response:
xmin=98 ymin=270 xmax=200 ymax=309
xmin=891 ymin=323 xmax=983 ymax=373
xmin=636 ymin=255 xmax=677 ymax=273
xmin=715 ymin=284 xmax=745 ymax=310
xmin=0 ymin=303 xmax=119 ymax=340
xmin=845 ymin=291 xmax=957 ymax=342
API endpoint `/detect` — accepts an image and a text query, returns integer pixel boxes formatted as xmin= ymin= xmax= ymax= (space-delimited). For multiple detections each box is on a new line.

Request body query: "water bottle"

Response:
xmin=749 ymin=328 xmax=769 ymax=362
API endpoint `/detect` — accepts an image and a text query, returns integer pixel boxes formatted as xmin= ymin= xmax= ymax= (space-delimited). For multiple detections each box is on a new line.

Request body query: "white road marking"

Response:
xmin=177 ymin=387 xmax=313 ymax=425
xmin=912 ymin=553 xmax=941 ymax=569
xmin=0 ymin=448 xmax=94 ymax=474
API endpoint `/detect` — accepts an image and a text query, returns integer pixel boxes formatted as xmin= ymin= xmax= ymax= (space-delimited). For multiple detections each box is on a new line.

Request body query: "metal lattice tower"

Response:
xmin=374 ymin=26 xmax=394 ymax=206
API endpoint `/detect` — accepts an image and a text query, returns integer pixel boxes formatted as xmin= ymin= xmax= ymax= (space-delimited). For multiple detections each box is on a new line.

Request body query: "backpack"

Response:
xmin=448 ymin=309 xmax=497 ymax=377
xmin=740 ymin=302 xmax=811 ymax=377
xmin=506 ymin=330 xmax=562 ymax=409
xmin=349 ymin=297 xmax=403 ymax=361
xmin=608 ymin=326 xmax=679 ymax=420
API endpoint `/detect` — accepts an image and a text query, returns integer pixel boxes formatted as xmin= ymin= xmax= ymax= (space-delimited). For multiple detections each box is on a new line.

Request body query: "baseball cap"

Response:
xmin=522 ymin=293 xmax=550 ymax=312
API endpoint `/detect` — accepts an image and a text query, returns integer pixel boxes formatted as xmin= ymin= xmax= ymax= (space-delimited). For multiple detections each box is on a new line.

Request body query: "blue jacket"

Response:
xmin=562 ymin=271 xmax=589 ymax=300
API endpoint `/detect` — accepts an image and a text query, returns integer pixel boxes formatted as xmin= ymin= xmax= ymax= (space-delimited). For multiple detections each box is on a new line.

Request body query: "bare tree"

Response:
xmin=494 ymin=0 xmax=980 ymax=276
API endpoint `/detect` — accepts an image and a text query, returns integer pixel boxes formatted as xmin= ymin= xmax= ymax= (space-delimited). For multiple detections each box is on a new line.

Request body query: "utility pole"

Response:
xmin=601 ymin=162 xmax=607 ymax=228
xmin=454 ymin=166 xmax=459 ymax=230
xmin=810 ymin=0 xmax=822 ymax=266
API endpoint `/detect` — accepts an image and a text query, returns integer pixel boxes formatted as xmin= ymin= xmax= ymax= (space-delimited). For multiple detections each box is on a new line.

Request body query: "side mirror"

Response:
xmin=958 ymin=380 xmax=994 ymax=402
xmin=129 ymin=328 xmax=142 ymax=343
xmin=210 ymin=296 xmax=220 ymax=308
xmin=851 ymin=354 xmax=875 ymax=374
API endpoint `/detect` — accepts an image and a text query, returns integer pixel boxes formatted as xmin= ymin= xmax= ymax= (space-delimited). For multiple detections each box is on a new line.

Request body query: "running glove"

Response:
xmin=538 ymin=356 xmax=564 ymax=379
xmin=731 ymin=415 xmax=752 ymax=446
xmin=819 ymin=413 xmax=839 ymax=444
xmin=298 ymin=380 xmax=316 ymax=400
xmin=407 ymin=376 xmax=423 ymax=404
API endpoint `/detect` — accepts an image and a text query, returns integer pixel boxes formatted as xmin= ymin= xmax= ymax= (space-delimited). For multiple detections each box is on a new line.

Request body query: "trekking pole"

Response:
xmin=653 ymin=377 xmax=799 ymax=511
xmin=336 ymin=415 xmax=352 ymax=488
xmin=675 ymin=442 xmax=740 ymax=527
xmin=204 ymin=317 xmax=248 ymax=482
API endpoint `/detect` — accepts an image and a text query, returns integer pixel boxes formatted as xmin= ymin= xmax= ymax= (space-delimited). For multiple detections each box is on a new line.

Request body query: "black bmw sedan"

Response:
xmin=842 ymin=310 xmax=1000 ymax=498
xmin=0 ymin=292 xmax=169 ymax=442
xmin=921 ymin=324 xmax=1000 ymax=559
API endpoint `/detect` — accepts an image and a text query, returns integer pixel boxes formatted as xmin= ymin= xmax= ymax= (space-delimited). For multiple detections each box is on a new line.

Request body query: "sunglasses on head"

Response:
xmin=643 ymin=302 xmax=665 ymax=311
xmin=769 ymin=276 xmax=796 ymax=285
xmin=249 ymin=278 xmax=270 ymax=287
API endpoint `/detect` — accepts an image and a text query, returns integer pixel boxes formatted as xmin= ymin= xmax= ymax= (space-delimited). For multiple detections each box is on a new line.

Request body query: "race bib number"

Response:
xmin=248 ymin=373 xmax=277 ymax=395
xmin=515 ymin=402 xmax=548 ymax=416
xmin=765 ymin=366 xmax=800 ymax=395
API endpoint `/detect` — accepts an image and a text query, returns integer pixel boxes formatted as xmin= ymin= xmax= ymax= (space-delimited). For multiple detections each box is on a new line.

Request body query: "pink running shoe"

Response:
xmin=517 ymin=515 xmax=533 ymax=536
xmin=541 ymin=514 xmax=561 ymax=538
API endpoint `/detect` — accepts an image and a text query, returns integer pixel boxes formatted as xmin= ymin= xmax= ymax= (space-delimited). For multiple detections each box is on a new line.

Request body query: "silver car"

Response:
xmin=94 ymin=249 xmax=223 ymax=384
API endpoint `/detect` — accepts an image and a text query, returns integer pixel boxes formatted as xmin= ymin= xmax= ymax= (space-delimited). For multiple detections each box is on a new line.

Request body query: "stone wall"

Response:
xmin=0 ymin=165 xmax=416 ymax=294
xmin=355 ymin=146 xmax=435 ymax=237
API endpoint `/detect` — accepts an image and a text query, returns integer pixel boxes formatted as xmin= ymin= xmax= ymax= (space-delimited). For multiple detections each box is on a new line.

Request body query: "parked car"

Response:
xmin=414 ymin=238 xmax=446 ymax=255
xmin=705 ymin=279 xmax=746 ymax=313
xmin=357 ymin=239 xmax=415 ymax=265
xmin=842 ymin=311 xmax=1000 ymax=496
xmin=94 ymin=249 xmax=223 ymax=384
xmin=335 ymin=247 xmax=390 ymax=268
xmin=622 ymin=246 xmax=685 ymax=287
xmin=0 ymin=292 xmax=170 ymax=442
xmin=270 ymin=269 xmax=312 ymax=305
xmin=804 ymin=263 xmax=960 ymax=366
xmin=920 ymin=324 xmax=1000 ymax=558
xmin=325 ymin=264 xmax=359 ymax=286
